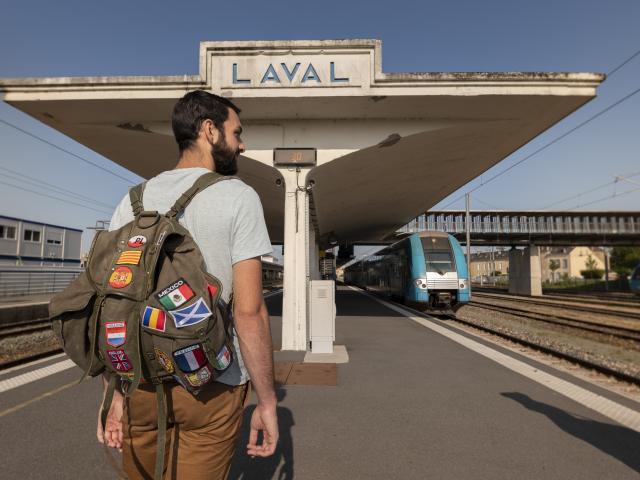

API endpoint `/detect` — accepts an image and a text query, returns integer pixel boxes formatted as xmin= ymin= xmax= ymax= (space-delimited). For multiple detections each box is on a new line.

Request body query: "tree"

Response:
xmin=610 ymin=247 xmax=640 ymax=277
xmin=549 ymin=259 xmax=560 ymax=281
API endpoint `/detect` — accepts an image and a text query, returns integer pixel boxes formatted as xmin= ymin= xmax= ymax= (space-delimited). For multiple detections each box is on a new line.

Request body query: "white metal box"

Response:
xmin=309 ymin=280 xmax=336 ymax=354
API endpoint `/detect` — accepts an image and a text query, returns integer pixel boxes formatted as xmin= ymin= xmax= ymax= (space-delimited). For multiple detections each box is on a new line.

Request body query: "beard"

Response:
xmin=212 ymin=136 xmax=239 ymax=175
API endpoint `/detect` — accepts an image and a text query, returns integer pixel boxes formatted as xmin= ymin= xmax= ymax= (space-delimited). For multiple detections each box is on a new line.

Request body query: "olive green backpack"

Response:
xmin=49 ymin=171 xmax=235 ymax=479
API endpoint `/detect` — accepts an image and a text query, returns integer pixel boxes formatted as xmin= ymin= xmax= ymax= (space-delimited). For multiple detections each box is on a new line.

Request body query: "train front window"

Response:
xmin=421 ymin=237 xmax=456 ymax=274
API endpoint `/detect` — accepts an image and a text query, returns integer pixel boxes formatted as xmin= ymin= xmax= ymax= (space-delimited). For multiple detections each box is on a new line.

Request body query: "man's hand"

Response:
xmin=247 ymin=403 xmax=279 ymax=457
xmin=97 ymin=387 xmax=124 ymax=451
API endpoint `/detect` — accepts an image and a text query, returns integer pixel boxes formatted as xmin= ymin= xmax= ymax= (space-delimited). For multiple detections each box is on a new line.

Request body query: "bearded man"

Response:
xmin=99 ymin=90 xmax=279 ymax=479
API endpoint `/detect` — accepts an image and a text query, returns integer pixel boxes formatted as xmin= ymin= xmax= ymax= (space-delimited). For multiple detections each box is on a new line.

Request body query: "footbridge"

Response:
xmin=407 ymin=210 xmax=640 ymax=246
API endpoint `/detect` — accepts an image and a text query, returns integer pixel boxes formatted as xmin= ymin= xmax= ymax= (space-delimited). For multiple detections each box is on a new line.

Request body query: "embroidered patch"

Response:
xmin=116 ymin=250 xmax=142 ymax=265
xmin=185 ymin=365 xmax=213 ymax=387
xmin=214 ymin=345 xmax=233 ymax=371
xmin=172 ymin=374 xmax=195 ymax=392
xmin=107 ymin=349 xmax=132 ymax=372
xmin=157 ymin=278 xmax=194 ymax=309
xmin=142 ymin=306 xmax=167 ymax=332
xmin=105 ymin=321 xmax=126 ymax=348
xmin=170 ymin=298 xmax=211 ymax=328
xmin=173 ymin=344 xmax=207 ymax=373
xmin=154 ymin=348 xmax=174 ymax=374
xmin=127 ymin=235 xmax=147 ymax=248
xmin=109 ymin=266 xmax=133 ymax=288
xmin=207 ymin=283 xmax=219 ymax=300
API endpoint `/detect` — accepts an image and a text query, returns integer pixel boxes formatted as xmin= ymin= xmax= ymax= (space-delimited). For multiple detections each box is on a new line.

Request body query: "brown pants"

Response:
xmin=122 ymin=381 xmax=250 ymax=480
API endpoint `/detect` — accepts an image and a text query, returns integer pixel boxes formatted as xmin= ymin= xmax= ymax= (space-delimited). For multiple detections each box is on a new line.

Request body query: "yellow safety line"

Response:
xmin=0 ymin=379 xmax=83 ymax=418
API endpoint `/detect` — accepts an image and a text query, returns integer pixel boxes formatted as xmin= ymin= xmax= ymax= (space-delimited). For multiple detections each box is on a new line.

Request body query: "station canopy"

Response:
xmin=0 ymin=40 xmax=604 ymax=245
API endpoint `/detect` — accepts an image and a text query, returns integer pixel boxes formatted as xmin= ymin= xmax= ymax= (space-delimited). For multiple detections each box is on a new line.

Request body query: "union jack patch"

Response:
xmin=107 ymin=349 xmax=132 ymax=372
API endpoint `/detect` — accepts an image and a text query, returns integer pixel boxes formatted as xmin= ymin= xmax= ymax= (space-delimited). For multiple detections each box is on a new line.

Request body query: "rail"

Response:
xmin=0 ymin=267 xmax=83 ymax=298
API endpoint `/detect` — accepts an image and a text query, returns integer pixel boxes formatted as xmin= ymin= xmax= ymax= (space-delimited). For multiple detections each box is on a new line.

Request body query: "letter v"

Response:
xmin=280 ymin=63 xmax=301 ymax=82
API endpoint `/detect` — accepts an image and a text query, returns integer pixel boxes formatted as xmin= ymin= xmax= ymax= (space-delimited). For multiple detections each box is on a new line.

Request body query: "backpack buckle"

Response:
xmin=136 ymin=211 xmax=160 ymax=229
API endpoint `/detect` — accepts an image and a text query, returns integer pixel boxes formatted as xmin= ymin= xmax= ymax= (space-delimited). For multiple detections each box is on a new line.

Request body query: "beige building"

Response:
xmin=540 ymin=246 xmax=607 ymax=282
xmin=470 ymin=250 xmax=510 ymax=281
xmin=471 ymin=246 xmax=608 ymax=283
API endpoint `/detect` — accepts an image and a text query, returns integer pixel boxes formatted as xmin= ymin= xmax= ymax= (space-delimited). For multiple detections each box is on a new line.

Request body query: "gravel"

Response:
xmin=455 ymin=304 xmax=640 ymax=380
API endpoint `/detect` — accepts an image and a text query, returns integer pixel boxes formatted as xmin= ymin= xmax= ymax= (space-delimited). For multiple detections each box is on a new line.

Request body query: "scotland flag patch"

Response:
xmin=170 ymin=297 xmax=212 ymax=328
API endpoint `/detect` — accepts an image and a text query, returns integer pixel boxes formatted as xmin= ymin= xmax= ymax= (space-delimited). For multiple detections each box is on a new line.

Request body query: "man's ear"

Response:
xmin=201 ymin=119 xmax=219 ymax=144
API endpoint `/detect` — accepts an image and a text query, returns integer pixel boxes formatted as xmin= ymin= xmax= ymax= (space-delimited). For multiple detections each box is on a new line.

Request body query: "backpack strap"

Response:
xmin=166 ymin=172 xmax=237 ymax=219
xmin=129 ymin=182 xmax=147 ymax=217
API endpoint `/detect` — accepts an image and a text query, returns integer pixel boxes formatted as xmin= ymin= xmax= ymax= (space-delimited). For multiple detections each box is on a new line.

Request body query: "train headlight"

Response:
xmin=414 ymin=279 xmax=423 ymax=287
xmin=459 ymin=280 xmax=466 ymax=290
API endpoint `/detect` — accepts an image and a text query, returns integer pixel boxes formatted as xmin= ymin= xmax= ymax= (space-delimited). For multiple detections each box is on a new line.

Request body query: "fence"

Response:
xmin=0 ymin=267 xmax=83 ymax=298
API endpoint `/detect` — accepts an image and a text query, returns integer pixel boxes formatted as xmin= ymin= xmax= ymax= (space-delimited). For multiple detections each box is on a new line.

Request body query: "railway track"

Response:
xmin=369 ymin=292 xmax=640 ymax=387
xmin=467 ymin=301 xmax=640 ymax=343
xmin=473 ymin=292 xmax=640 ymax=321
xmin=439 ymin=312 xmax=640 ymax=387
xmin=0 ymin=319 xmax=52 ymax=340
xmin=474 ymin=286 xmax=640 ymax=308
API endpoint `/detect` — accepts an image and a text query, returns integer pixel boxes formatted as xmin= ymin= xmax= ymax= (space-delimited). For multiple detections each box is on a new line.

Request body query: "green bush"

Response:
xmin=580 ymin=269 xmax=604 ymax=280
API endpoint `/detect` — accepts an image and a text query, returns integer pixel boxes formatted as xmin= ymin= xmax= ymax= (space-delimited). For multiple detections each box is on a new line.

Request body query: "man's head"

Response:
xmin=171 ymin=90 xmax=244 ymax=175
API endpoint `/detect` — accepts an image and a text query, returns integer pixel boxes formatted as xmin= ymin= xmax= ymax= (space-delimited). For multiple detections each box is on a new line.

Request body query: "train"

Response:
xmin=343 ymin=231 xmax=470 ymax=311
xmin=630 ymin=264 xmax=640 ymax=296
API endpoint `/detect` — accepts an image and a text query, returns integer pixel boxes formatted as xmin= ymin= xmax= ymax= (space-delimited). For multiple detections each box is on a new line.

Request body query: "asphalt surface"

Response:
xmin=1 ymin=287 xmax=639 ymax=479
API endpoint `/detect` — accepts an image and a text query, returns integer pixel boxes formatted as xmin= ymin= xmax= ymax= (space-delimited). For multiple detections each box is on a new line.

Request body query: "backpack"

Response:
xmin=49 ymin=171 xmax=235 ymax=479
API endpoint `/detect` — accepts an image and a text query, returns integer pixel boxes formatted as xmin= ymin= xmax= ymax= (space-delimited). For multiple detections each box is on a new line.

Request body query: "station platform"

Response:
xmin=1 ymin=286 xmax=639 ymax=479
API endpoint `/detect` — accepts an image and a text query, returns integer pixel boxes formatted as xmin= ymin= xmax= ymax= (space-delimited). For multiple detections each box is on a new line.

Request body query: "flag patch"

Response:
xmin=116 ymin=250 xmax=142 ymax=265
xmin=105 ymin=321 xmax=126 ymax=347
xmin=185 ymin=365 xmax=212 ymax=387
xmin=107 ymin=349 xmax=132 ymax=372
xmin=214 ymin=345 xmax=233 ymax=371
xmin=157 ymin=278 xmax=194 ymax=309
xmin=170 ymin=297 xmax=211 ymax=328
xmin=173 ymin=344 xmax=207 ymax=373
xmin=109 ymin=266 xmax=133 ymax=288
xmin=127 ymin=235 xmax=147 ymax=248
xmin=207 ymin=283 xmax=219 ymax=300
xmin=142 ymin=306 xmax=167 ymax=332
xmin=154 ymin=348 xmax=174 ymax=374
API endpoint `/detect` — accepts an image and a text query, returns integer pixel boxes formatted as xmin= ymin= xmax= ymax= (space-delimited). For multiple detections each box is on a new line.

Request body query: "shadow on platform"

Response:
xmin=229 ymin=389 xmax=295 ymax=480
xmin=502 ymin=392 xmax=640 ymax=473
xmin=336 ymin=290 xmax=404 ymax=317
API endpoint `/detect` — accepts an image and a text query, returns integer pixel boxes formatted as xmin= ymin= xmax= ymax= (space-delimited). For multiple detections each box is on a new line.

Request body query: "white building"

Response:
xmin=0 ymin=215 xmax=82 ymax=267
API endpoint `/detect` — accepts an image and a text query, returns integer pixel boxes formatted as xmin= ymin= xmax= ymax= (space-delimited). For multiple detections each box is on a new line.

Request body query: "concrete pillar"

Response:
xmin=508 ymin=245 xmax=542 ymax=296
xmin=280 ymin=167 xmax=311 ymax=351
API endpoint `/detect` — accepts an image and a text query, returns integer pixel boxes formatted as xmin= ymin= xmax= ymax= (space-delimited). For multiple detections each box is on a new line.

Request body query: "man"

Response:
xmin=97 ymin=90 xmax=279 ymax=479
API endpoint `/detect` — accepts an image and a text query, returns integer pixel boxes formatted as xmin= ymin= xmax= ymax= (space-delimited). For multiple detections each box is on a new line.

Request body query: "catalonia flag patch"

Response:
xmin=116 ymin=250 xmax=142 ymax=265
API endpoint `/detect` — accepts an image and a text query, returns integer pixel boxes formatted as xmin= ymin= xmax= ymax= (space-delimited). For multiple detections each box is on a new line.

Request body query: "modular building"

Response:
xmin=0 ymin=215 xmax=82 ymax=267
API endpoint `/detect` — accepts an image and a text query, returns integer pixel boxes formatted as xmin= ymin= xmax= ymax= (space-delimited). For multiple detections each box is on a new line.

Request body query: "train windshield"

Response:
xmin=421 ymin=236 xmax=456 ymax=274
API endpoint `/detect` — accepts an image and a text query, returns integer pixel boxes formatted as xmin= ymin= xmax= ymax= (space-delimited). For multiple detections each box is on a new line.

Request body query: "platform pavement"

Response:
xmin=1 ymin=287 xmax=639 ymax=479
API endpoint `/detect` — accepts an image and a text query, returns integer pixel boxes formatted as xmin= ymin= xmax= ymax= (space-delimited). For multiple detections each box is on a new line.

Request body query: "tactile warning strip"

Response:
xmin=0 ymin=359 xmax=75 ymax=393
xmin=274 ymin=362 xmax=337 ymax=386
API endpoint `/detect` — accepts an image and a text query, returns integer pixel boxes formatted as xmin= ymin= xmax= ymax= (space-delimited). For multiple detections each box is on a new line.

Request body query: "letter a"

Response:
xmin=261 ymin=64 xmax=281 ymax=84
xmin=301 ymin=64 xmax=321 ymax=83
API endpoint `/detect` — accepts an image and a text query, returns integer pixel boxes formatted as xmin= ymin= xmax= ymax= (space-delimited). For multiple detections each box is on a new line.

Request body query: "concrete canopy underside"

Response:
xmin=0 ymin=40 xmax=603 ymax=246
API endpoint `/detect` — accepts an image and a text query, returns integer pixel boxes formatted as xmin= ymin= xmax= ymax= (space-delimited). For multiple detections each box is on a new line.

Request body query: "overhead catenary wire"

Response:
xmin=0 ymin=117 xmax=140 ymax=184
xmin=539 ymin=170 xmax=640 ymax=210
xmin=566 ymin=186 xmax=640 ymax=210
xmin=436 ymin=86 xmax=640 ymax=211
xmin=434 ymin=47 xmax=640 ymax=212
xmin=0 ymin=166 xmax=116 ymax=209
xmin=0 ymin=179 xmax=115 ymax=216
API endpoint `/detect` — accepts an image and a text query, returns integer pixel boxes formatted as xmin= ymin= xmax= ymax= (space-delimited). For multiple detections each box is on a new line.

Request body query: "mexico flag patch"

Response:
xmin=156 ymin=278 xmax=194 ymax=309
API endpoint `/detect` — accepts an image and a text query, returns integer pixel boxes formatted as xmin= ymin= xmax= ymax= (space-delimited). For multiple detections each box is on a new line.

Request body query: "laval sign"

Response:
xmin=212 ymin=51 xmax=368 ymax=89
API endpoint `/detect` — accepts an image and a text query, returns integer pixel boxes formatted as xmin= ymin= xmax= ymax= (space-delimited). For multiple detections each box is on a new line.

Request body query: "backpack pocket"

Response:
xmin=50 ymin=276 xmax=105 ymax=376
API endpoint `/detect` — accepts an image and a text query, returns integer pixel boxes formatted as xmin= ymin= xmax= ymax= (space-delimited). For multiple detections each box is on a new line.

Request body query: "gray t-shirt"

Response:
xmin=109 ymin=167 xmax=272 ymax=386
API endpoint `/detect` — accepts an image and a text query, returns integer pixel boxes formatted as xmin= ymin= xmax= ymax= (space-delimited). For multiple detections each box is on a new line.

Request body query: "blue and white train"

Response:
xmin=344 ymin=231 xmax=470 ymax=311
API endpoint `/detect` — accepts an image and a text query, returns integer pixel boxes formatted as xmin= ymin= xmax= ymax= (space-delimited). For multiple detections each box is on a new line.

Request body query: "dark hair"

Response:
xmin=171 ymin=90 xmax=241 ymax=153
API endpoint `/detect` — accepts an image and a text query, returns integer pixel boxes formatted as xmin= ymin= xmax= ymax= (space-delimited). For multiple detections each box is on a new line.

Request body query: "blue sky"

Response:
xmin=0 ymin=0 xmax=639 ymax=256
